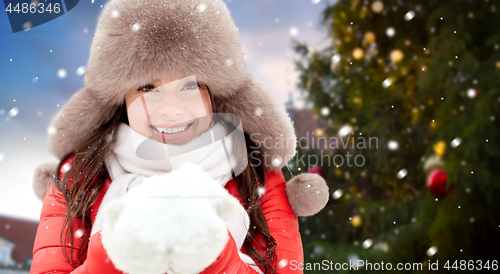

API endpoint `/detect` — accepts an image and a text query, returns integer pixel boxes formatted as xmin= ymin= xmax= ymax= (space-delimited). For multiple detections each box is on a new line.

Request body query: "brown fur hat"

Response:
xmin=34 ymin=0 xmax=328 ymax=216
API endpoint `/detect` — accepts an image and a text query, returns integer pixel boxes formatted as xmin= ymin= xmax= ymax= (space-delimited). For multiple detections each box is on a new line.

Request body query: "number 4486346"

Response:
xmin=6 ymin=2 xmax=61 ymax=14
xmin=444 ymin=260 xmax=498 ymax=271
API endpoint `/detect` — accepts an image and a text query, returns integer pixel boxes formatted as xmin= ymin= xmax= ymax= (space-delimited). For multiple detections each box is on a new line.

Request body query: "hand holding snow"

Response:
xmin=101 ymin=162 xmax=239 ymax=274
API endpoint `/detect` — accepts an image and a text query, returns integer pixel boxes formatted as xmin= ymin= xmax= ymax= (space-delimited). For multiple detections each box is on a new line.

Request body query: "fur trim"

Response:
xmin=48 ymin=87 xmax=119 ymax=159
xmin=33 ymin=162 xmax=58 ymax=201
xmin=85 ymin=0 xmax=247 ymax=105
xmin=45 ymin=0 xmax=297 ymax=173
xmin=214 ymin=74 xmax=297 ymax=172
xmin=286 ymin=173 xmax=329 ymax=216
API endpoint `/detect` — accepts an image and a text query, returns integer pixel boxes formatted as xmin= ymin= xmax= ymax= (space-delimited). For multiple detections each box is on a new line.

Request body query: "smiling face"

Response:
xmin=125 ymin=75 xmax=213 ymax=146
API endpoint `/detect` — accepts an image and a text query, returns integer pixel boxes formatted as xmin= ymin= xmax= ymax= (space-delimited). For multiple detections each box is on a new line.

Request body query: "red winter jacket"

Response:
xmin=31 ymin=155 xmax=304 ymax=274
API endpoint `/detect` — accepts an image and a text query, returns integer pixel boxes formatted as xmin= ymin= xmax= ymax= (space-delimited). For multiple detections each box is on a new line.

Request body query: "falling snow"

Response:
xmin=254 ymin=107 xmax=263 ymax=117
xmin=386 ymin=27 xmax=396 ymax=37
xmin=132 ymin=23 xmax=141 ymax=31
xmin=272 ymin=156 xmax=282 ymax=167
xmin=8 ymin=107 xmax=19 ymax=118
xmin=362 ymin=238 xmax=373 ymax=249
xmin=382 ymin=78 xmax=393 ymax=88
xmin=58 ymin=69 xmax=67 ymax=78
xmin=404 ymin=10 xmax=415 ymax=21
xmin=338 ymin=125 xmax=353 ymax=137
xmin=47 ymin=127 xmax=56 ymax=135
xmin=76 ymin=66 xmax=86 ymax=76
xmin=257 ymin=186 xmax=266 ymax=196
xmin=278 ymin=258 xmax=288 ymax=269
xmin=466 ymin=88 xmax=477 ymax=98
xmin=387 ymin=140 xmax=399 ymax=150
xmin=332 ymin=189 xmax=343 ymax=199
xmin=450 ymin=137 xmax=461 ymax=148
xmin=397 ymin=169 xmax=408 ymax=179
xmin=427 ymin=246 xmax=437 ymax=256
xmin=62 ymin=163 xmax=71 ymax=173
xmin=74 ymin=228 xmax=85 ymax=239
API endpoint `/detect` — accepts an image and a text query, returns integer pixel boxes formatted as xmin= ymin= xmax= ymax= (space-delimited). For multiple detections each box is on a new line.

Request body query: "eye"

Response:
xmin=137 ymin=84 xmax=158 ymax=92
xmin=182 ymin=81 xmax=199 ymax=90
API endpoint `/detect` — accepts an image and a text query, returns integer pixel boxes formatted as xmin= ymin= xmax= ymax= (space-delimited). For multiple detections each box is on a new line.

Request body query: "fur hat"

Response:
xmin=33 ymin=0 xmax=328 ymax=216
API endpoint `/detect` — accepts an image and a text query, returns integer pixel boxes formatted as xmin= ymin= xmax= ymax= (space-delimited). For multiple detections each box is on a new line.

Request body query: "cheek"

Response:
xmin=186 ymin=93 xmax=211 ymax=118
xmin=127 ymin=97 xmax=149 ymax=128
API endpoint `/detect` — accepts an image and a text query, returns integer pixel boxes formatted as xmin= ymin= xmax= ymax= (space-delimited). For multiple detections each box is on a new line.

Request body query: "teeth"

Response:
xmin=155 ymin=124 xmax=189 ymax=134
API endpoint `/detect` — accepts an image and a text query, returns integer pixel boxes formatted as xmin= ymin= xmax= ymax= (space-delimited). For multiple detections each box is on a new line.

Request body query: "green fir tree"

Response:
xmin=288 ymin=0 xmax=500 ymax=272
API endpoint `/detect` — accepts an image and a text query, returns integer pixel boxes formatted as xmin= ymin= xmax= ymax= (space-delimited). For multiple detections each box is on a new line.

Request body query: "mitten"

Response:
xmin=101 ymin=162 xmax=240 ymax=274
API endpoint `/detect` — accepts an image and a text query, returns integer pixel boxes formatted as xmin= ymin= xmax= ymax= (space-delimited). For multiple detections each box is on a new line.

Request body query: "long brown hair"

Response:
xmin=55 ymin=87 xmax=278 ymax=273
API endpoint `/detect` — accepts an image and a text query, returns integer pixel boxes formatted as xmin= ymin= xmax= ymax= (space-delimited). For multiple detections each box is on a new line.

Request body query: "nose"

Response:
xmin=156 ymin=88 xmax=184 ymax=118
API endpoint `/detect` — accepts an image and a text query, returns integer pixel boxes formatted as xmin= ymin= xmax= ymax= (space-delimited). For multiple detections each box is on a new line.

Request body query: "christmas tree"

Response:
xmin=288 ymin=0 xmax=500 ymax=272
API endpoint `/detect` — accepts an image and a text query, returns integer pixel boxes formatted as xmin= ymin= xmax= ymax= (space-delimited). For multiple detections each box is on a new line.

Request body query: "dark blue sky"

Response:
xmin=0 ymin=0 xmax=336 ymax=220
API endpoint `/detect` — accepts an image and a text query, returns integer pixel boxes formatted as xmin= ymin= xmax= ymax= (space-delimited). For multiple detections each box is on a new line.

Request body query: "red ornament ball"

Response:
xmin=308 ymin=166 xmax=325 ymax=178
xmin=427 ymin=169 xmax=450 ymax=198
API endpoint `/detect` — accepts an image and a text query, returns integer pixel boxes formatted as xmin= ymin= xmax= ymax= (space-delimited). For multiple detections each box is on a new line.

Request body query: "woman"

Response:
xmin=31 ymin=0 xmax=329 ymax=273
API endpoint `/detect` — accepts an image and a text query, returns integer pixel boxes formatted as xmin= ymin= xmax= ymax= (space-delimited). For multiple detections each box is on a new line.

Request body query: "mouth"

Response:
xmin=152 ymin=122 xmax=194 ymax=134
xmin=149 ymin=122 xmax=195 ymax=143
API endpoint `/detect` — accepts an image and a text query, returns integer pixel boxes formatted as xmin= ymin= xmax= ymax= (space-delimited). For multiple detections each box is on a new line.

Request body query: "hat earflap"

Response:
xmin=33 ymin=162 xmax=58 ymax=201
xmin=285 ymin=170 xmax=329 ymax=216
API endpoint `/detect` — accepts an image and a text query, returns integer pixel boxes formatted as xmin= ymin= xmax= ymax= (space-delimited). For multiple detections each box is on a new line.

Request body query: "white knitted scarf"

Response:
xmin=90 ymin=122 xmax=261 ymax=272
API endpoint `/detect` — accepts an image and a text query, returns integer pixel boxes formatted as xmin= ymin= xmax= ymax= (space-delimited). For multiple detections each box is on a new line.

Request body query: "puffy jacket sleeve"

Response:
xmin=201 ymin=169 xmax=304 ymax=274
xmin=30 ymin=156 xmax=124 ymax=274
